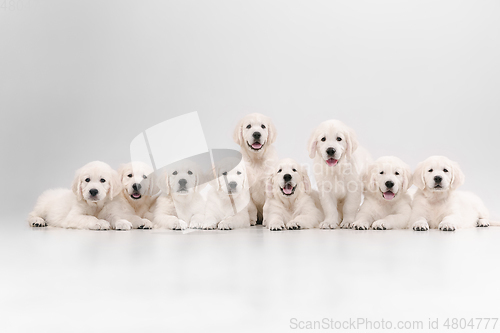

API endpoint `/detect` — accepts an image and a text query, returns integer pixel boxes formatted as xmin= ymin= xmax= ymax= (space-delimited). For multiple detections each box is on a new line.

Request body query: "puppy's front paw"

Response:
xmin=339 ymin=220 xmax=353 ymax=229
xmin=286 ymin=220 xmax=301 ymax=230
xmin=218 ymin=219 xmax=233 ymax=230
xmin=319 ymin=219 xmax=338 ymax=229
xmin=477 ymin=219 xmax=490 ymax=227
xmin=115 ymin=219 xmax=132 ymax=230
xmin=89 ymin=219 xmax=110 ymax=230
xmin=249 ymin=217 xmax=257 ymax=226
xmin=352 ymin=220 xmax=370 ymax=230
xmin=189 ymin=219 xmax=202 ymax=229
xmin=29 ymin=216 xmax=47 ymax=228
xmin=412 ymin=220 xmax=429 ymax=231
xmin=268 ymin=220 xmax=285 ymax=231
xmin=153 ymin=216 xmax=181 ymax=230
xmin=138 ymin=219 xmax=153 ymax=229
xmin=439 ymin=221 xmax=456 ymax=231
xmin=372 ymin=219 xmax=390 ymax=230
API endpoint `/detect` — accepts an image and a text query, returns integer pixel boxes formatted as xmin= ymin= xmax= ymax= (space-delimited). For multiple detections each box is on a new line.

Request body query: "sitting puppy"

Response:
xmin=410 ymin=156 xmax=490 ymax=231
xmin=200 ymin=159 xmax=251 ymax=230
xmin=263 ymin=158 xmax=323 ymax=231
xmin=352 ymin=156 xmax=412 ymax=230
xmin=28 ymin=161 xmax=121 ymax=230
xmin=233 ymin=113 xmax=278 ymax=225
xmin=99 ymin=162 xmax=158 ymax=230
xmin=153 ymin=160 xmax=205 ymax=230
xmin=308 ymin=120 xmax=371 ymax=229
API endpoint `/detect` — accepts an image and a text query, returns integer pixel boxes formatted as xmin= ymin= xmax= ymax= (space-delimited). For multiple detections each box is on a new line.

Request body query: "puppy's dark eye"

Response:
xmin=222 ymin=172 xmax=227 ymax=176
xmin=261 ymin=124 xmax=266 ymax=129
xmin=127 ymin=174 xmax=133 ymax=178
xmin=443 ymin=169 xmax=448 ymax=173
xmin=292 ymin=168 xmax=297 ymax=172
xmin=172 ymin=171 xmax=178 ymax=175
xmin=277 ymin=169 xmax=282 ymax=173
xmin=321 ymin=137 xmax=326 ymax=142
xmin=380 ymin=171 xmax=384 ymax=175
xmin=187 ymin=171 xmax=193 ymax=175
xmin=395 ymin=172 xmax=400 ymax=175
xmin=100 ymin=178 xmax=106 ymax=183
xmin=143 ymin=175 xmax=147 ymax=179
xmin=237 ymin=171 xmax=241 ymax=175
xmin=428 ymin=169 xmax=433 ymax=173
xmin=85 ymin=178 xmax=90 ymax=182
xmin=336 ymin=137 xmax=342 ymax=142
xmin=246 ymin=124 xmax=251 ymax=129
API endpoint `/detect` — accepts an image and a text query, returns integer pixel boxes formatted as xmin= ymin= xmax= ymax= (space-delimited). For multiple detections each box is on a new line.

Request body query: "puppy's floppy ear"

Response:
xmin=157 ymin=170 xmax=170 ymax=195
xmin=412 ymin=161 xmax=426 ymax=190
xmin=344 ymin=127 xmax=359 ymax=160
xmin=71 ymin=168 xmax=83 ymax=201
xmin=232 ymin=118 xmax=244 ymax=146
xmin=117 ymin=164 xmax=127 ymax=180
xmin=362 ymin=163 xmax=377 ymax=192
xmin=300 ymin=166 xmax=311 ymax=194
xmin=307 ymin=129 xmax=319 ymax=159
xmin=401 ymin=162 xmax=413 ymax=193
xmin=266 ymin=117 xmax=277 ymax=145
xmin=145 ymin=172 xmax=160 ymax=196
xmin=265 ymin=174 xmax=274 ymax=198
xmin=109 ymin=169 xmax=122 ymax=200
xmin=450 ymin=160 xmax=465 ymax=190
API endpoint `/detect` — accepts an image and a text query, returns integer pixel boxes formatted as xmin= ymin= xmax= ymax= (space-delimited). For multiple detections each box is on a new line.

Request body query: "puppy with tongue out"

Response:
xmin=263 ymin=158 xmax=323 ymax=231
xmin=99 ymin=162 xmax=159 ymax=230
xmin=308 ymin=120 xmax=371 ymax=229
xmin=351 ymin=156 xmax=413 ymax=230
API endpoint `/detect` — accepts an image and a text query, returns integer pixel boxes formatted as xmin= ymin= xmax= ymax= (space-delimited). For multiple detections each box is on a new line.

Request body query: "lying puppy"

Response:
xmin=308 ymin=120 xmax=370 ymax=229
xmin=352 ymin=156 xmax=412 ymax=230
xmin=153 ymin=160 xmax=205 ymax=230
xmin=263 ymin=158 xmax=323 ymax=231
xmin=410 ymin=156 xmax=490 ymax=231
xmin=200 ymin=159 xmax=251 ymax=230
xmin=233 ymin=113 xmax=278 ymax=225
xmin=28 ymin=161 xmax=120 ymax=230
xmin=99 ymin=162 xmax=158 ymax=230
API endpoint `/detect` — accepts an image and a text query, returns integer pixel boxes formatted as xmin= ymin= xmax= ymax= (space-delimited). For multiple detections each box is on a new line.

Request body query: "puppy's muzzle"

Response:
xmin=247 ymin=131 xmax=264 ymax=150
xmin=178 ymin=178 xmax=188 ymax=192
xmin=325 ymin=147 xmax=338 ymax=167
xmin=227 ymin=181 xmax=238 ymax=193
xmin=281 ymin=174 xmax=296 ymax=196
xmin=433 ymin=175 xmax=443 ymax=189
xmin=131 ymin=183 xmax=142 ymax=199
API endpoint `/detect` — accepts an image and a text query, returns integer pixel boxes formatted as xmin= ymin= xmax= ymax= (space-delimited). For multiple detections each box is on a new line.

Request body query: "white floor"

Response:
xmin=2 ymin=218 xmax=500 ymax=333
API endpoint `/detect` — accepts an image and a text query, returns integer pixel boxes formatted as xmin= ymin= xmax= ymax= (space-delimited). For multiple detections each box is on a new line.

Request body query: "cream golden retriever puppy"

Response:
xmin=263 ymin=158 xmax=323 ymax=231
xmin=152 ymin=160 xmax=205 ymax=230
xmin=308 ymin=120 xmax=370 ymax=229
xmin=410 ymin=156 xmax=490 ymax=231
xmin=233 ymin=113 xmax=278 ymax=225
xmin=200 ymin=159 xmax=251 ymax=230
xmin=352 ymin=156 xmax=412 ymax=230
xmin=99 ymin=162 xmax=159 ymax=230
xmin=28 ymin=161 xmax=121 ymax=230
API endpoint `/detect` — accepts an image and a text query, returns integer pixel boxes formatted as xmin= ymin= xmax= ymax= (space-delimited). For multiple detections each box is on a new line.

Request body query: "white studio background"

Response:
xmin=1 ymin=1 xmax=499 ymax=218
xmin=1 ymin=2 xmax=500 ymax=333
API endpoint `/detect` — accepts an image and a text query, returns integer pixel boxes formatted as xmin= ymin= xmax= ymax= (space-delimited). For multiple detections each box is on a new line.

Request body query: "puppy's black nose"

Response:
xmin=326 ymin=147 xmax=336 ymax=156
xmin=89 ymin=189 xmax=99 ymax=197
xmin=179 ymin=179 xmax=187 ymax=187
xmin=283 ymin=174 xmax=292 ymax=182
xmin=132 ymin=183 xmax=141 ymax=191
xmin=385 ymin=181 xmax=394 ymax=189
xmin=228 ymin=181 xmax=237 ymax=189
xmin=252 ymin=132 xmax=261 ymax=140
xmin=434 ymin=176 xmax=442 ymax=183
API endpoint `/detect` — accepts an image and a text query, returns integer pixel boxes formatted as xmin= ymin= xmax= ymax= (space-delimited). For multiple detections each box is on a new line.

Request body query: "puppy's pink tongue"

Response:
xmin=326 ymin=158 xmax=338 ymax=167
xmin=283 ymin=184 xmax=293 ymax=195
xmin=252 ymin=143 xmax=262 ymax=149
xmin=132 ymin=193 xmax=141 ymax=198
xmin=383 ymin=191 xmax=395 ymax=200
